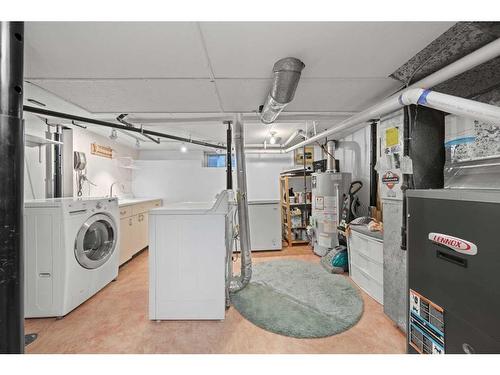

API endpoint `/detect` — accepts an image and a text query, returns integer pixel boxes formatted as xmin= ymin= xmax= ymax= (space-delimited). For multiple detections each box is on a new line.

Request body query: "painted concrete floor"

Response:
xmin=25 ymin=246 xmax=405 ymax=354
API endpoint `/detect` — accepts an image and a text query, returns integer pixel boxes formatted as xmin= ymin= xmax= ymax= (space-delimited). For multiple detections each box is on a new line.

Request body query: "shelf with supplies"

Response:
xmin=279 ymin=173 xmax=312 ymax=246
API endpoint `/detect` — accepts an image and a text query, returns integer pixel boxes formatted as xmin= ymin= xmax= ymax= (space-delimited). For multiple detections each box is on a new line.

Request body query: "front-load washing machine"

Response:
xmin=24 ymin=197 xmax=120 ymax=318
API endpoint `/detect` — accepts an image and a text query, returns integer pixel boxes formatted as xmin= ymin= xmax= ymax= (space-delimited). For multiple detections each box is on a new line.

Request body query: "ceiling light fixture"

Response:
xmin=269 ymin=131 xmax=277 ymax=145
xmin=180 ymin=144 xmax=188 ymax=153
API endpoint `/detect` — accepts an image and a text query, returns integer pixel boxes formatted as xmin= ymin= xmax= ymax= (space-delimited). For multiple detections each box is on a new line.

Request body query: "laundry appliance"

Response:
xmin=148 ymin=191 xmax=235 ymax=320
xmin=407 ymin=189 xmax=500 ymax=354
xmin=24 ymin=197 xmax=120 ymax=318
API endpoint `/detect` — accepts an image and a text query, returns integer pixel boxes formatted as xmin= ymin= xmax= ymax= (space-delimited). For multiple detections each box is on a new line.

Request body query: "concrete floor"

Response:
xmin=25 ymin=246 xmax=405 ymax=354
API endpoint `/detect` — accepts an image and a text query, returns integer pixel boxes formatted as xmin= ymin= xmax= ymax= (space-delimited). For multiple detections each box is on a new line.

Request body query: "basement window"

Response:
xmin=203 ymin=152 xmax=236 ymax=168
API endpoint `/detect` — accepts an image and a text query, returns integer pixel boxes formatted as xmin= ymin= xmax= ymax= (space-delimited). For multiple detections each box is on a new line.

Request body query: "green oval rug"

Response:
xmin=231 ymin=259 xmax=364 ymax=338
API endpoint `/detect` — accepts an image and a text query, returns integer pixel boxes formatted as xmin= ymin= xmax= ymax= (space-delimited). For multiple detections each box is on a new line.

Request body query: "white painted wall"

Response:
xmin=23 ymin=83 xmax=138 ymax=200
xmin=132 ymin=150 xmax=293 ymax=203
xmin=336 ymin=125 xmax=371 ymax=209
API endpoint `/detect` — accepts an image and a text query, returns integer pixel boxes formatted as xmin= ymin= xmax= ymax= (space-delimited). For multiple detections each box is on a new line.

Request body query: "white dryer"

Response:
xmin=24 ymin=197 xmax=120 ymax=318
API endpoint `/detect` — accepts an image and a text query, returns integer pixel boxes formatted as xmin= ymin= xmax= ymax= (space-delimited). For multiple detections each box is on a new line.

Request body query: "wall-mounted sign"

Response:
xmin=91 ymin=143 xmax=113 ymax=159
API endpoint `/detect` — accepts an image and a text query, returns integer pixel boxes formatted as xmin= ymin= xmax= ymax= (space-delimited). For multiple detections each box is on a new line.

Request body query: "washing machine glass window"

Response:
xmin=75 ymin=213 xmax=117 ymax=269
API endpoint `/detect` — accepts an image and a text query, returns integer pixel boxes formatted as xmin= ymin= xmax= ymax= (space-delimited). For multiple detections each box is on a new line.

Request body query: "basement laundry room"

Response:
xmin=2 ymin=3 xmax=500 ymax=367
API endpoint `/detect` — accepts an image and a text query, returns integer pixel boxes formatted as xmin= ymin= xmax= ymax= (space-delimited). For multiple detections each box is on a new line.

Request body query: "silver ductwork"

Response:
xmin=45 ymin=125 xmax=73 ymax=198
xmin=229 ymin=113 xmax=252 ymax=293
xmin=260 ymin=57 xmax=305 ymax=125
xmin=326 ymin=140 xmax=336 ymax=172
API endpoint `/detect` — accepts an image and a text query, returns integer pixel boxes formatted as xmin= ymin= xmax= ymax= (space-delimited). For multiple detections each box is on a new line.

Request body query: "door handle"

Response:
xmin=436 ymin=250 xmax=467 ymax=268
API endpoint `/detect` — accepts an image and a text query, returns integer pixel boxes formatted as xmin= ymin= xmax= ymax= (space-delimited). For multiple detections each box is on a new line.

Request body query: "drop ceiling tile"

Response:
xmin=200 ymin=22 xmax=455 ymax=78
xmin=216 ymin=77 xmax=401 ymax=113
xmin=216 ymin=78 xmax=271 ymax=112
xmin=30 ymin=79 xmax=222 ymax=113
xmin=287 ymin=78 xmax=402 ymax=112
xmin=25 ymin=22 xmax=211 ymax=79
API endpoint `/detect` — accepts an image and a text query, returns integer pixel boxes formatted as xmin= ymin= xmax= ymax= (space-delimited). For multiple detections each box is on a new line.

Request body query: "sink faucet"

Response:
xmin=109 ymin=181 xmax=120 ymax=198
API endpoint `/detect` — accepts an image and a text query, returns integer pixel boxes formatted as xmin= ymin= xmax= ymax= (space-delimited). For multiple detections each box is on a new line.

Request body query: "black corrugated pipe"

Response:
xmin=0 ymin=21 xmax=25 ymax=354
xmin=23 ymin=106 xmax=226 ymax=150
xmin=400 ymin=107 xmax=411 ymax=251
xmin=225 ymin=121 xmax=233 ymax=190
xmin=369 ymin=121 xmax=378 ymax=208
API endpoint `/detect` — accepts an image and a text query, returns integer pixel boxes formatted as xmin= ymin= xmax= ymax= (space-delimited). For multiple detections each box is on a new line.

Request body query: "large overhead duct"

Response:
xmin=260 ymin=57 xmax=305 ymax=125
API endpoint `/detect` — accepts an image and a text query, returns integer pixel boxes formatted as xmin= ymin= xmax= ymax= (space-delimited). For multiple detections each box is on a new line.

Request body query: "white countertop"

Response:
xmin=118 ymin=197 xmax=161 ymax=207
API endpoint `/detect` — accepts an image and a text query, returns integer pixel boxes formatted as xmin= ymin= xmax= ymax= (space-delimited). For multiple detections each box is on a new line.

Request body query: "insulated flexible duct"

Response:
xmin=229 ymin=114 xmax=252 ymax=293
xmin=260 ymin=57 xmax=305 ymax=124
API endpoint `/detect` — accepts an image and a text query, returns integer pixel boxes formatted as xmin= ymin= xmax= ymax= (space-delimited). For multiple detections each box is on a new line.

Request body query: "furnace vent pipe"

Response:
xmin=229 ymin=113 xmax=252 ymax=293
xmin=260 ymin=57 xmax=305 ymax=125
xmin=326 ymin=140 xmax=336 ymax=172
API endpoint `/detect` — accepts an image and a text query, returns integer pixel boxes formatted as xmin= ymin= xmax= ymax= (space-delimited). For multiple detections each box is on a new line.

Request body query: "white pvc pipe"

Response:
xmin=287 ymin=37 xmax=500 ymax=152
xmin=244 ymin=149 xmax=285 ymax=154
xmin=283 ymin=129 xmax=303 ymax=147
xmin=287 ymin=95 xmax=401 ymax=152
xmin=406 ymin=38 xmax=500 ymax=90
xmin=400 ymin=89 xmax=500 ymax=124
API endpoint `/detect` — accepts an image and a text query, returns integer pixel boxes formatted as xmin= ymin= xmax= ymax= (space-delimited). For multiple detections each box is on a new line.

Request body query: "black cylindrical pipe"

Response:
xmin=369 ymin=121 xmax=378 ymax=208
xmin=0 ymin=21 xmax=25 ymax=354
xmin=23 ymin=106 xmax=225 ymax=150
xmin=225 ymin=121 xmax=232 ymax=190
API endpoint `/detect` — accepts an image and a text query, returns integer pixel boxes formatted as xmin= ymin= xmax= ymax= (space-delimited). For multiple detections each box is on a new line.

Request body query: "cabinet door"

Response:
xmin=119 ymin=216 xmax=134 ymax=265
xmin=135 ymin=212 xmax=149 ymax=251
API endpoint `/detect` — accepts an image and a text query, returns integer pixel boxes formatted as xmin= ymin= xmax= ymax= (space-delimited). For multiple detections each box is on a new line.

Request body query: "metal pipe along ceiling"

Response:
xmin=22 ymin=106 xmax=226 ymax=150
xmin=286 ymin=37 xmax=500 ymax=152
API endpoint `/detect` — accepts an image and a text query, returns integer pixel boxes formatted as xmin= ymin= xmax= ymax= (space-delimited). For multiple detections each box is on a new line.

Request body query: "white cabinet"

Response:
xmin=119 ymin=216 xmax=134 ymax=265
xmin=348 ymin=228 xmax=384 ymax=305
xmin=119 ymin=199 xmax=162 ymax=266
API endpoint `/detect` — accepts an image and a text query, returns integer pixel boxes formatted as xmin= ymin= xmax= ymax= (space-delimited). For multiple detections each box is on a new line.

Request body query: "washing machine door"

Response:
xmin=75 ymin=213 xmax=117 ymax=269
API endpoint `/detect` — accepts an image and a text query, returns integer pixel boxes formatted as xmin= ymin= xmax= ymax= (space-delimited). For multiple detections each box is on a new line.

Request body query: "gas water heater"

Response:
xmin=310 ymin=141 xmax=351 ymax=256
